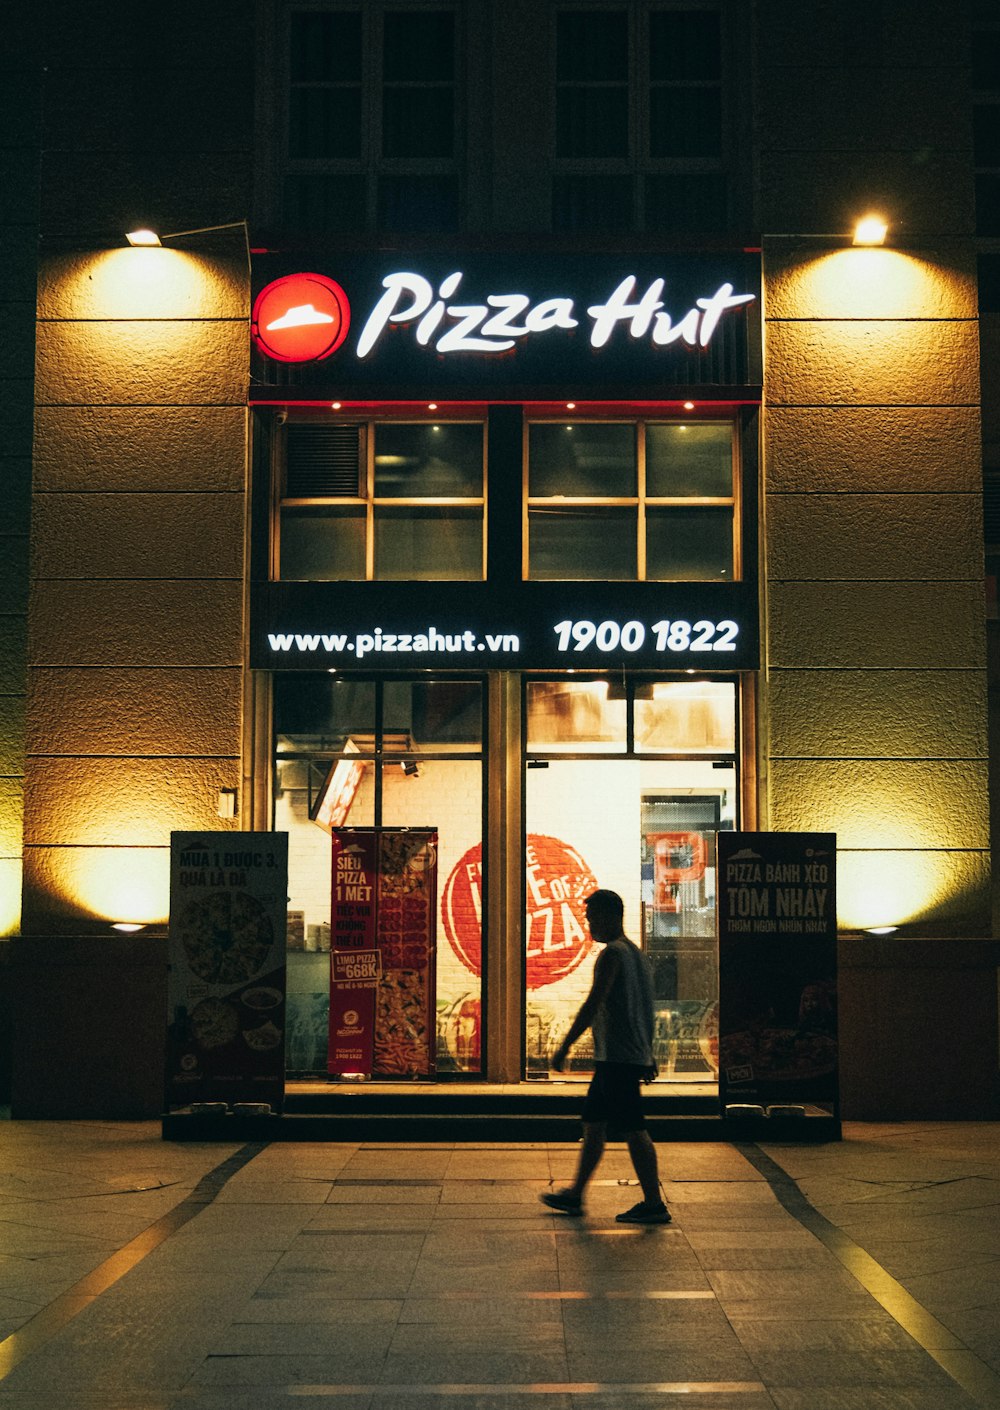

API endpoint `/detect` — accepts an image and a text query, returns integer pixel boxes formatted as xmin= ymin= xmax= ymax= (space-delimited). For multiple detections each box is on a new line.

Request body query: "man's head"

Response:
xmin=585 ymin=888 xmax=625 ymax=943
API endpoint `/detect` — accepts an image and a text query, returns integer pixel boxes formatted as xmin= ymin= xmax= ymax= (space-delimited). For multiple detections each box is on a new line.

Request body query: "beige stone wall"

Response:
xmin=24 ymin=247 xmax=249 ymax=935
xmin=757 ymin=1 xmax=989 ymax=935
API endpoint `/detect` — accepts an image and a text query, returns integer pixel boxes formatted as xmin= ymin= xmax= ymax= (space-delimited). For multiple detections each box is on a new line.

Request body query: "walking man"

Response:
xmin=540 ymin=888 xmax=670 ymax=1224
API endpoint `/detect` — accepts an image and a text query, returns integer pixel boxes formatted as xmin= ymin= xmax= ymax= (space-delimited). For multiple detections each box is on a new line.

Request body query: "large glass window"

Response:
xmin=524 ymin=677 xmax=737 ymax=1084
xmin=526 ymin=419 xmax=736 ymax=581
xmin=278 ymin=419 xmax=486 ymax=582
xmin=275 ymin=675 xmax=485 ymax=1075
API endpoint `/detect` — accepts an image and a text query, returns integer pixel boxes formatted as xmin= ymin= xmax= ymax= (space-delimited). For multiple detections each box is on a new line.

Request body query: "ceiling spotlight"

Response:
xmin=566 ymin=402 xmax=576 ymax=410
xmin=112 ymin=921 xmax=146 ymax=933
xmin=331 ymin=401 xmax=342 ymax=410
xmin=427 ymin=402 xmax=438 ymax=411
xmin=864 ymin=925 xmax=898 ymax=935
xmin=683 ymin=401 xmax=695 ymax=411
xmin=853 ymin=215 xmax=888 ymax=246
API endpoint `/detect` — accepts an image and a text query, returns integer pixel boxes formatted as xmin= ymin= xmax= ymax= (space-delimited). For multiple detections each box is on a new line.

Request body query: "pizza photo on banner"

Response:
xmin=167 ymin=832 xmax=289 ymax=1112
xmin=329 ymin=827 xmax=438 ymax=1077
xmin=717 ymin=831 xmax=838 ymax=1113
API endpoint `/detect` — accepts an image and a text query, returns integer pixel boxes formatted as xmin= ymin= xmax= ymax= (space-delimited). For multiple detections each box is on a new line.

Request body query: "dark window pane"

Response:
xmin=374 ymin=506 xmax=482 ymax=579
xmin=971 ymin=30 xmax=1000 ymax=90
xmin=644 ymin=173 xmax=727 ymax=233
xmin=290 ymin=12 xmax=362 ymax=82
xmin=374 ymin=423 xmax=483 ymax=497
xmin=974 ymin=105 xmax=1000 ymax=165
xmin=377 ymin=175 xmax=459 ymax=231
xmin=650 ymin=88 xmax=722 ymax=159
xmin=528 ymin=506 xmax=636 ymax=579
xmin=384 ymin=11 xmax=455 ymax=81
xmin=649 ymin=12 xmax=721 ymax=81
xmin=979 ymin=254 xmax=1000 ymax=313
xmin=976 ymin=173 xmax=1000 ymax=236
xmin=290 ymin=88 xmax=362 ymax=159
xmin=280 ymin=506 xmax=366 ymax=580
xmin=383 ymin=87 xmax=454 ymax=157
xmin=557 ymin=11 xmax=628 ymax=81
xmin=274 ymin=675 xmax=375 ymax=742
xmin=284 ymin=174 xmax=366 ymax=233
xmin=557 ymin=88 xmax=629 ymax=158
xmin=646 ymin=507 xmax=732 ymax=580
xmin=529 ymin=423 xmax=636 ymax=497
xmin=646 ymin=423 xmax=732 ymax=497
xmin=553 ymin=174 xmax=633 ymax=232
xmin=383 ymin=680 xmax=483 ymax=749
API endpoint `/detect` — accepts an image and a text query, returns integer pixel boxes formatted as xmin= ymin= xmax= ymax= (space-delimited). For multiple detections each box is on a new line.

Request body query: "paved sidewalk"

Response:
xmin=0 ymin=1121 xmax=997 ymax=1409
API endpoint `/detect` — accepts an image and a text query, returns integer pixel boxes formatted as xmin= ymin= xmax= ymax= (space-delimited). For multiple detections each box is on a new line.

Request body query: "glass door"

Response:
xmin=523 ymin=677 xmax=738 ymax=1083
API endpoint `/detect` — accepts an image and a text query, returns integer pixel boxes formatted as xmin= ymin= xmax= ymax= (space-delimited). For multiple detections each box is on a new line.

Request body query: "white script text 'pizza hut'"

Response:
xmin=355 ymin=272 xmax=755 ymax=357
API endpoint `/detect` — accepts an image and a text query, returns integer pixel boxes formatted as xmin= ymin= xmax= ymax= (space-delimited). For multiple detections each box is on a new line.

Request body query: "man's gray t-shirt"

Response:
xmin=591 ymin=936 xmax=655 ymax=1065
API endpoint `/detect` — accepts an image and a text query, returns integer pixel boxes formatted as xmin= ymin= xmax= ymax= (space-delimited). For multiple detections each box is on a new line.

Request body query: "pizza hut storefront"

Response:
xmin=249 ymin=252 xmax=761 ymax=1089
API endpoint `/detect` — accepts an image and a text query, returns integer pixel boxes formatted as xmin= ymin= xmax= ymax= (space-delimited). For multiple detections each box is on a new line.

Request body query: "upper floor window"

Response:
xmin=285 ymin=6 xmax=460 ymax=235
xmin=276 ymin=419 xmax=486 ymax=581
xmin=525 ymin=418 xmax=737 ymax=581
xmin=553 ymin=5 xmax=729 ymax=235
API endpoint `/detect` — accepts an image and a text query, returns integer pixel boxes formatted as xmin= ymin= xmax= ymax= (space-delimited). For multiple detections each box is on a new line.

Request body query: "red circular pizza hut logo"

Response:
xmin=252 ymin=273 xmax=351 ymax=363
xmin=442 ymin=835 xmax=597 ymax=990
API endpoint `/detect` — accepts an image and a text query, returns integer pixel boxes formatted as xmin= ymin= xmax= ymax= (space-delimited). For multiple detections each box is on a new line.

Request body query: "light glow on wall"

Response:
xmin=47 ymin=847 xmax=169 ymax=926
xmin=836 ymin=851 xmax=971 ymax=932
xmin=42 ymin=247 xmax=240 ymax=321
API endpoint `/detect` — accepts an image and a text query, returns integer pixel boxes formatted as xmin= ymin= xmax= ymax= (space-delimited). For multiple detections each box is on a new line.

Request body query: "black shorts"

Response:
xmin=580 ymin=1062 xmax=648 ymax=1132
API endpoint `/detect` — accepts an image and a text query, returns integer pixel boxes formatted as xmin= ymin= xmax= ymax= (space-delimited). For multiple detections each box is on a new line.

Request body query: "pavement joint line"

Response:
xmin=739 ymin=1141 xmax=1000 ymax=1410
xmin=280 ymin=1383 xmax=769 ymax=1397
xmin=0 ymin=1140 xmax=267 ymax=1383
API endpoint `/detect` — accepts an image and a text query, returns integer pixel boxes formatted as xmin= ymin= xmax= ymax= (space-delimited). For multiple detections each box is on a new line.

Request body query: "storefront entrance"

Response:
xmin=274 ymin=671 xmax=740 ymax=1088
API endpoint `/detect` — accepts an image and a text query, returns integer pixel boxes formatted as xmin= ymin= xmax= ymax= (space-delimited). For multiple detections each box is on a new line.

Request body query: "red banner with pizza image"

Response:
xmin=328 ymin=828 xmax=438 ymax=1077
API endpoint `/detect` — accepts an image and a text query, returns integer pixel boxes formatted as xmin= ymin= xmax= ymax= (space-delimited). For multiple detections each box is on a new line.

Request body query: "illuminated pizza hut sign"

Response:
xmin=250 ymin=254 xmax=759 ymax=387
xmin=252 ymin=273 xmax=351 ymax=363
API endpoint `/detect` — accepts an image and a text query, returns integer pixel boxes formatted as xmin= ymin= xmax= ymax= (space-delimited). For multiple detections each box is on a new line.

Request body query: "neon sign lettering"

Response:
xmin=355 ymin=271 xmax=754 ymax=358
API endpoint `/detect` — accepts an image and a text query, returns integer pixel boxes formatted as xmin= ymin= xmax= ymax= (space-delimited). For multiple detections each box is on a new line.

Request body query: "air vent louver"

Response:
xmin=286 ymin=424 xmax=363 ymax=497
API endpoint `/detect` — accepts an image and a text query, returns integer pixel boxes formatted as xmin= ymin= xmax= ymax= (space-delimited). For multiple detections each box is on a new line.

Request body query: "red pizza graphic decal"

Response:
xmin=252 ymin=273 xmax=351 ymax=363
xmin=442 ymin=835 xmax=597 ymax=990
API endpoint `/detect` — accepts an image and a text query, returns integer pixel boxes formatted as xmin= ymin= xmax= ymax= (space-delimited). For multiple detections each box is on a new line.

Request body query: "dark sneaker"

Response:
xmin=540 ymin=1189 xmax=583 ymax=1215
xmin=615 ymin=1200 xmax=671 ymax=1225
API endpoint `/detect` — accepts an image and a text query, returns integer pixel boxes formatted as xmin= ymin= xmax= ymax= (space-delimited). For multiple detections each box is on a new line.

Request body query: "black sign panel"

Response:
xmin=717 ymin=832 xmax=838 ymax=1114
xmin=251 ymin=579 xmax=759 ymax=672
xmin=251 ymin=252 xmax=761 ymax=400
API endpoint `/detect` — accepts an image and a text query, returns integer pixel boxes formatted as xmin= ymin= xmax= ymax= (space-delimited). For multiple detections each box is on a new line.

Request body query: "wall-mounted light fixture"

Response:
xmin=112 ymin=922 xmax=146 ymax=933
xmin=125 ymin=220 xmax=248 ymax=248
xmin=864 ymin=925 xmax=898 ymax=935
xmin=852 ymin=215 xmax=889 ymax=246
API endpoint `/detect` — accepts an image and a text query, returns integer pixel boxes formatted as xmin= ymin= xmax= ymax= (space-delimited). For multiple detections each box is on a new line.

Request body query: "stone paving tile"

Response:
xmin=768 ymin=1392 xmax=981 ymax=1410
xmin=749 ymin=1349 xmax=972 ymax=1388
xmin=236 ymin=1295 xmax=403 ymax=1323
xmin=378 ymin=1350 xmax=572 ymax=1383
xmin=191 ymin=1352 xmax=391 ymax=1385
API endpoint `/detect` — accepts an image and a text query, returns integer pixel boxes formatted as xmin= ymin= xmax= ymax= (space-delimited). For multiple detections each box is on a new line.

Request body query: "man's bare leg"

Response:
xmin=566 ymin=1121 xmax=607 ymax=1199
xmin=625 ymin=1128 xmax=662 ymax=1204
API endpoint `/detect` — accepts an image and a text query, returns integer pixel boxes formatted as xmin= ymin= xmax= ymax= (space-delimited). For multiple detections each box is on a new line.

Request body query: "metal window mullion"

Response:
xmin=366 ymin=420 xmax=375 ymax=580
xmin=637 ymin=421 xmax=646 ymax=581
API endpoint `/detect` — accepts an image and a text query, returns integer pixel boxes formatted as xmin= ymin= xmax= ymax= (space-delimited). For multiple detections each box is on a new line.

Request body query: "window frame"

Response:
xmin=282 ymin=2 xmax=463 ymax=235
xmin=522 ymin=415 xmax=740 ymax=582
xmin=551 ymin=1 xmax=731 ymax=234
xmin=275 ymin=414 xmax=488 ymax=583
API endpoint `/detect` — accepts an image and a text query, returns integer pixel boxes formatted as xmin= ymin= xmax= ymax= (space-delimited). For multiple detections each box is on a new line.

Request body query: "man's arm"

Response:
xmin=551 ymin=946 xmax=620 ymax=1072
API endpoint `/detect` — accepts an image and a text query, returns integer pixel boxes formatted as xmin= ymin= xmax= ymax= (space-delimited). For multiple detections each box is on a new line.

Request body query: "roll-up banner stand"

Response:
xmin=167 ymin=832 xmax=289 ymax=1113
xmin=717 ymin=832 xmax=838 ymax=1119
